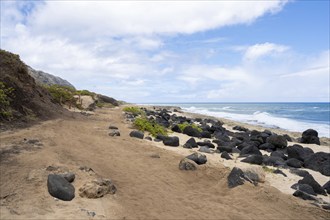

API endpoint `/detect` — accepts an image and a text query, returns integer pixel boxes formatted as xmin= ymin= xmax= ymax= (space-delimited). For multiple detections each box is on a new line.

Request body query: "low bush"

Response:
xmin=123 ymin=106 xmax=144 ymax=116
xmin=177 ymin=122 xmax=202 ymax=132
xmin=44 ymin=85 xmax=75 ymax=104
xmin=134 ymin=117 xmax=168 ymax=137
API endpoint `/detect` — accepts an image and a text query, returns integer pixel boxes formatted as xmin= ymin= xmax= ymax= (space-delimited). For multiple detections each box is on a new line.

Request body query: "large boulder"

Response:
xmin=200 ymin=131 xmax=212 ymax=138
xmin=266 ymin=135 xmax=287 ymax=149
xmin=287 ymin=144 xmax=313 ymax=161
xmin=303 ymin=152 xmax=330 ymax=176
xmin=79 ymin=178 xmax=117 ymax=198
xmin=289 ymin=169 xmax=310 ymax=178
xmin=171 ymin=125 xmax=182 ymax=133
xmin=241 ymin=166 xmax=266 ymax=183
xmin=241 ymin=155 xmax=263 ymax=165
xmin=179 ymin=158 xmax=197 ymax=171
xmin=186 ymin=152 xmax=207 ymax=165
xmin=217 ymin=145 xmax=233 ymax=153
xmin=129 ymin=130 xmax=144 ymax=139
xmin=298 ymin=174 xmax=326 ymax=195
xmin=163 ymin=136 xmax=180 ymax=147
xmin=183 ymin=126 xmax=202 ymax=138
xmin=270 ymin=151 xmax=287 ymax=160
xmin=227 ymin=167 xmax=245 ymax=188
xmin=286 ymin=158 xmax=303 ymax=168
xmin=300 ymin=129 xmax=320 ymax=145
xmin=262 ymin=156 xmax=285 ymax=167
xmin=240 ymin=145 xmax=262 ymax=156
xmin=198 ymin=146 xmax=212 ymax=154
xmin=47 ymin=174 xmax=75 ymax=201
xmin=183 ymin=137 xmax=198 ymax=148
xmin=259 ymin=143 xmax=276 ymax=152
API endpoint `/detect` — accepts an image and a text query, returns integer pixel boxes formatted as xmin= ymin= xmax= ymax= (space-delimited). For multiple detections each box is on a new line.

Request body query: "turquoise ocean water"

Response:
xmin=142 ymin=103 xmax=330 ymax=138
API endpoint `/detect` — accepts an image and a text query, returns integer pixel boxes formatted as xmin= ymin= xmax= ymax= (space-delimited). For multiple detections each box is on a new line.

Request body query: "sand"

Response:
xmin=0 ymin=106 xmax=329 ymax=219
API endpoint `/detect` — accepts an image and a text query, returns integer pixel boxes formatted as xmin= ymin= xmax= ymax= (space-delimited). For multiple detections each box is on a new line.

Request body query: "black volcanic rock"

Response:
xmin=300 ymin=129 xmax=320 ymax=145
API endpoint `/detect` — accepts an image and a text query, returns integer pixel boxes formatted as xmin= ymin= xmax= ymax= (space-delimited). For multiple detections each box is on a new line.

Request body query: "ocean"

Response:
xmin=142 ymin=103 xmax=330 ymax=138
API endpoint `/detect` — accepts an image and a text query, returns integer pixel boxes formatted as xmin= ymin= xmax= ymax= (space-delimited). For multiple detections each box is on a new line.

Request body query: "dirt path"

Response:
xmin=0 ymin=107 xmax=329 ymax=219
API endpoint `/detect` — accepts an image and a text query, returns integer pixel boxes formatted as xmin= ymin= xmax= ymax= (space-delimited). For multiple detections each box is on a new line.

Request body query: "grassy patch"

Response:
xmin=123 ymin=106 xmax=144 ymax=116
xmin=177 ymin=122 xmax=202 ymax=132
xmin=75 ymin=89 xmax=95 ymax=97
xmin=133 ymin=117 xmax=168 ymax=137
xmin=0 ymin=81 xmax=14 ymax=119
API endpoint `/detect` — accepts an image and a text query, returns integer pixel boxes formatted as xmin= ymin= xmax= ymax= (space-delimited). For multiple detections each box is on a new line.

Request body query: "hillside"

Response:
xmin=27 ymin=65 xmax=75 ymax=89
xmin=0 ymin=49 xmax=67 ymax=128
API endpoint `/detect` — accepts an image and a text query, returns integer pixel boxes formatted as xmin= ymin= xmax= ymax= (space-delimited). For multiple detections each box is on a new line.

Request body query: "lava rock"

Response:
xmin=266 ymin=135 xmax=288 ymax=149
xmin=183 ymin=126 xmax=202 ymax=138
xmin=227 ymin=167 xmax=245 ymax=188
xmin=179 ymin=158 xmax=197 ymax=171
xmin=291 ymin=183 xmax=317 ymax=196
xmin=233 ymin=126 xmax=248 ymax=132
xmin=145 ymin=136 xmax=152 ymax=141
xmin=163 ymin=136 xmax=180 ymax=147
xmin=241 ymin=155 xmax=263 ymax=165
xmin=262 ymin=156 xmax=285 ymax=167
xmin=197 ymin=142 xmax=215 ymax=149
xmin=171 ymin=125 xmax=182 ymax=133
xmin=129 ymin=130 xmax=144 ymax=139
xmin=200 ymin=131 xmax=212 ymax=138
xmin=221 ymin=151 xmax=232 ymax=160
xmin=240 ymin=145 xmax=262 ymax=156
xmin=59 ymin=172 xmax=75 ymax=183
xmin=270 ymin=151 xmax=287 ymax=160
xmin=293 ymin=190 xmax=318 ymax=201
xmin=286 ymin=158 xmax=303 ymax=168
xmin=323 ymin=180 xmax=330 ymax=194
xmin=304 ymin=152 xmax=330 ymax=176
xmin=298 ymin=174 xmax=326 ymax=195
xmin=108 ymin=126 xmax=118 ymax=130
xmin=217 ymin=145 xmax=233 ymax=153
xmin=259 ymin=143 xmax=276 ymax=151
xmin=289 ymin=169 xmax=310 ymax=178
xmin=184 ymin=137 xmax=198 ymax=148
xmin=273 ymin=169 xmax=287 ymax=177
xmin=287 ymin=144 xmax=313 ymax=161
xmin=186 ymin=152 xmax=207 ymax=165
xmin=47 ymin=174 xmax=75 ymax=201
xmin=300 ymin=129 xmax=320 ymax=145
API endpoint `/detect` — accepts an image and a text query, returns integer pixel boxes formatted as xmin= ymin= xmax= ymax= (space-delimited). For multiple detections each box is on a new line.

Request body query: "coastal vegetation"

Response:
xmin=177 ymin=122 xmax=202 ymax=132
xmin=0 ymin=82 xmax=14 ymax=119
xmin=133 ymin=117 xmax=168 ymax=137
xmin=123 ymin=106 xmax=145 ymax=116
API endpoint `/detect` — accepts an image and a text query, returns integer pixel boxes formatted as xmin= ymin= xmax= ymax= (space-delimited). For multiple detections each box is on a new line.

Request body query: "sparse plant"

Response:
xmin=0 ymin=81 xmax=14 ymax=118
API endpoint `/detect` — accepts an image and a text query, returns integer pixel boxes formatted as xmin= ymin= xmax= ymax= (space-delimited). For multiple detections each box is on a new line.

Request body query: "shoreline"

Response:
xmin=137 ymin=104 xmax=330 ymax=146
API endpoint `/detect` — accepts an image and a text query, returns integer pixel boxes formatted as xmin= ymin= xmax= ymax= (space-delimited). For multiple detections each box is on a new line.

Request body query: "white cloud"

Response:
xmin=244 ymin=42 xmax=289 ymax=60
xmin=2 ymin=1 xmax=287 ymax=38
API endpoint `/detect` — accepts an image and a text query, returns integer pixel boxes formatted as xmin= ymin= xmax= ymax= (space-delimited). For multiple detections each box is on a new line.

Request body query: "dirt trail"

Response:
xmin=0 ymin=107 xmax=329 ymax=219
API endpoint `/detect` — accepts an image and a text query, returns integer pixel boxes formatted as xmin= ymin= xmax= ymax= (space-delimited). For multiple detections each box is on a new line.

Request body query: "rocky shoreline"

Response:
xmin=124 ymin=105 xmax=330 ymax=210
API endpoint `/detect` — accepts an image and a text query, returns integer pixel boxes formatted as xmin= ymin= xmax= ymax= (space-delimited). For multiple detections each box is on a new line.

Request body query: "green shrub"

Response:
xmin=123 ymin=106 xmax=144 ymax=116
xmin=0 ymin=81 xmax=14 ymax=118
xmin=134 ymin=117 xmax=168 ymax=137
xmin=75 ymin=89 xmax=95 ymax=97
xmin=44 ymin=85 xmax=75 ymax=104
xmin=177 ymin=122 xmax=202 ymax=132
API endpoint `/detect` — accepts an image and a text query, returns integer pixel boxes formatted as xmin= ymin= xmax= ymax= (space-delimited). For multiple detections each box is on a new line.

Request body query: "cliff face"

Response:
xmin=27 ymin=66 xmax=75 ymax=89
xmin=0 ymin=49 xmax=66 ymax=125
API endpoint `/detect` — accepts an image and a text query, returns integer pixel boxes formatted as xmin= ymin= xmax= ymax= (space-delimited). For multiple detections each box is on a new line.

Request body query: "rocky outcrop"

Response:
xmin=27 ymin=66 xmax=75 ymax=89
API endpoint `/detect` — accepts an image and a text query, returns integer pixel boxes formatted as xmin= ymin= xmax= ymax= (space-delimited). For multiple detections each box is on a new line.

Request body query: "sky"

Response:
xmin=1 ymin=0 xmax=329 ymax=103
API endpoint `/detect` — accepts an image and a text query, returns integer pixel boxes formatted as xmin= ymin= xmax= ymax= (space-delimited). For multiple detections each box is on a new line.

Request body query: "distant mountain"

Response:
xmin=27 ymin=66 xmax=75 ymax=89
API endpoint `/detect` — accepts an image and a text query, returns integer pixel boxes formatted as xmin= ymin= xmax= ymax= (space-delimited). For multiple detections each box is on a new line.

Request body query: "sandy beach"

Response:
xmin=0 ymin=106 xmax=329 ymax=219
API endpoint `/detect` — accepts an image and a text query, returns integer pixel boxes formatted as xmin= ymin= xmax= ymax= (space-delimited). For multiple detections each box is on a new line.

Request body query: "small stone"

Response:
xmin=109 ymin=126 xmax=118 ymax=129
xmin=109 ymin=130 xmax=120 ymax=137
xmin=60 ymin=172 xmax=75 ymax=183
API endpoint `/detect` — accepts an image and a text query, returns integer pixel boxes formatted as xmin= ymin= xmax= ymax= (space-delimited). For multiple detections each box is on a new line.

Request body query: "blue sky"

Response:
xmin=1 ymin=0 xmax=329 ymax=103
